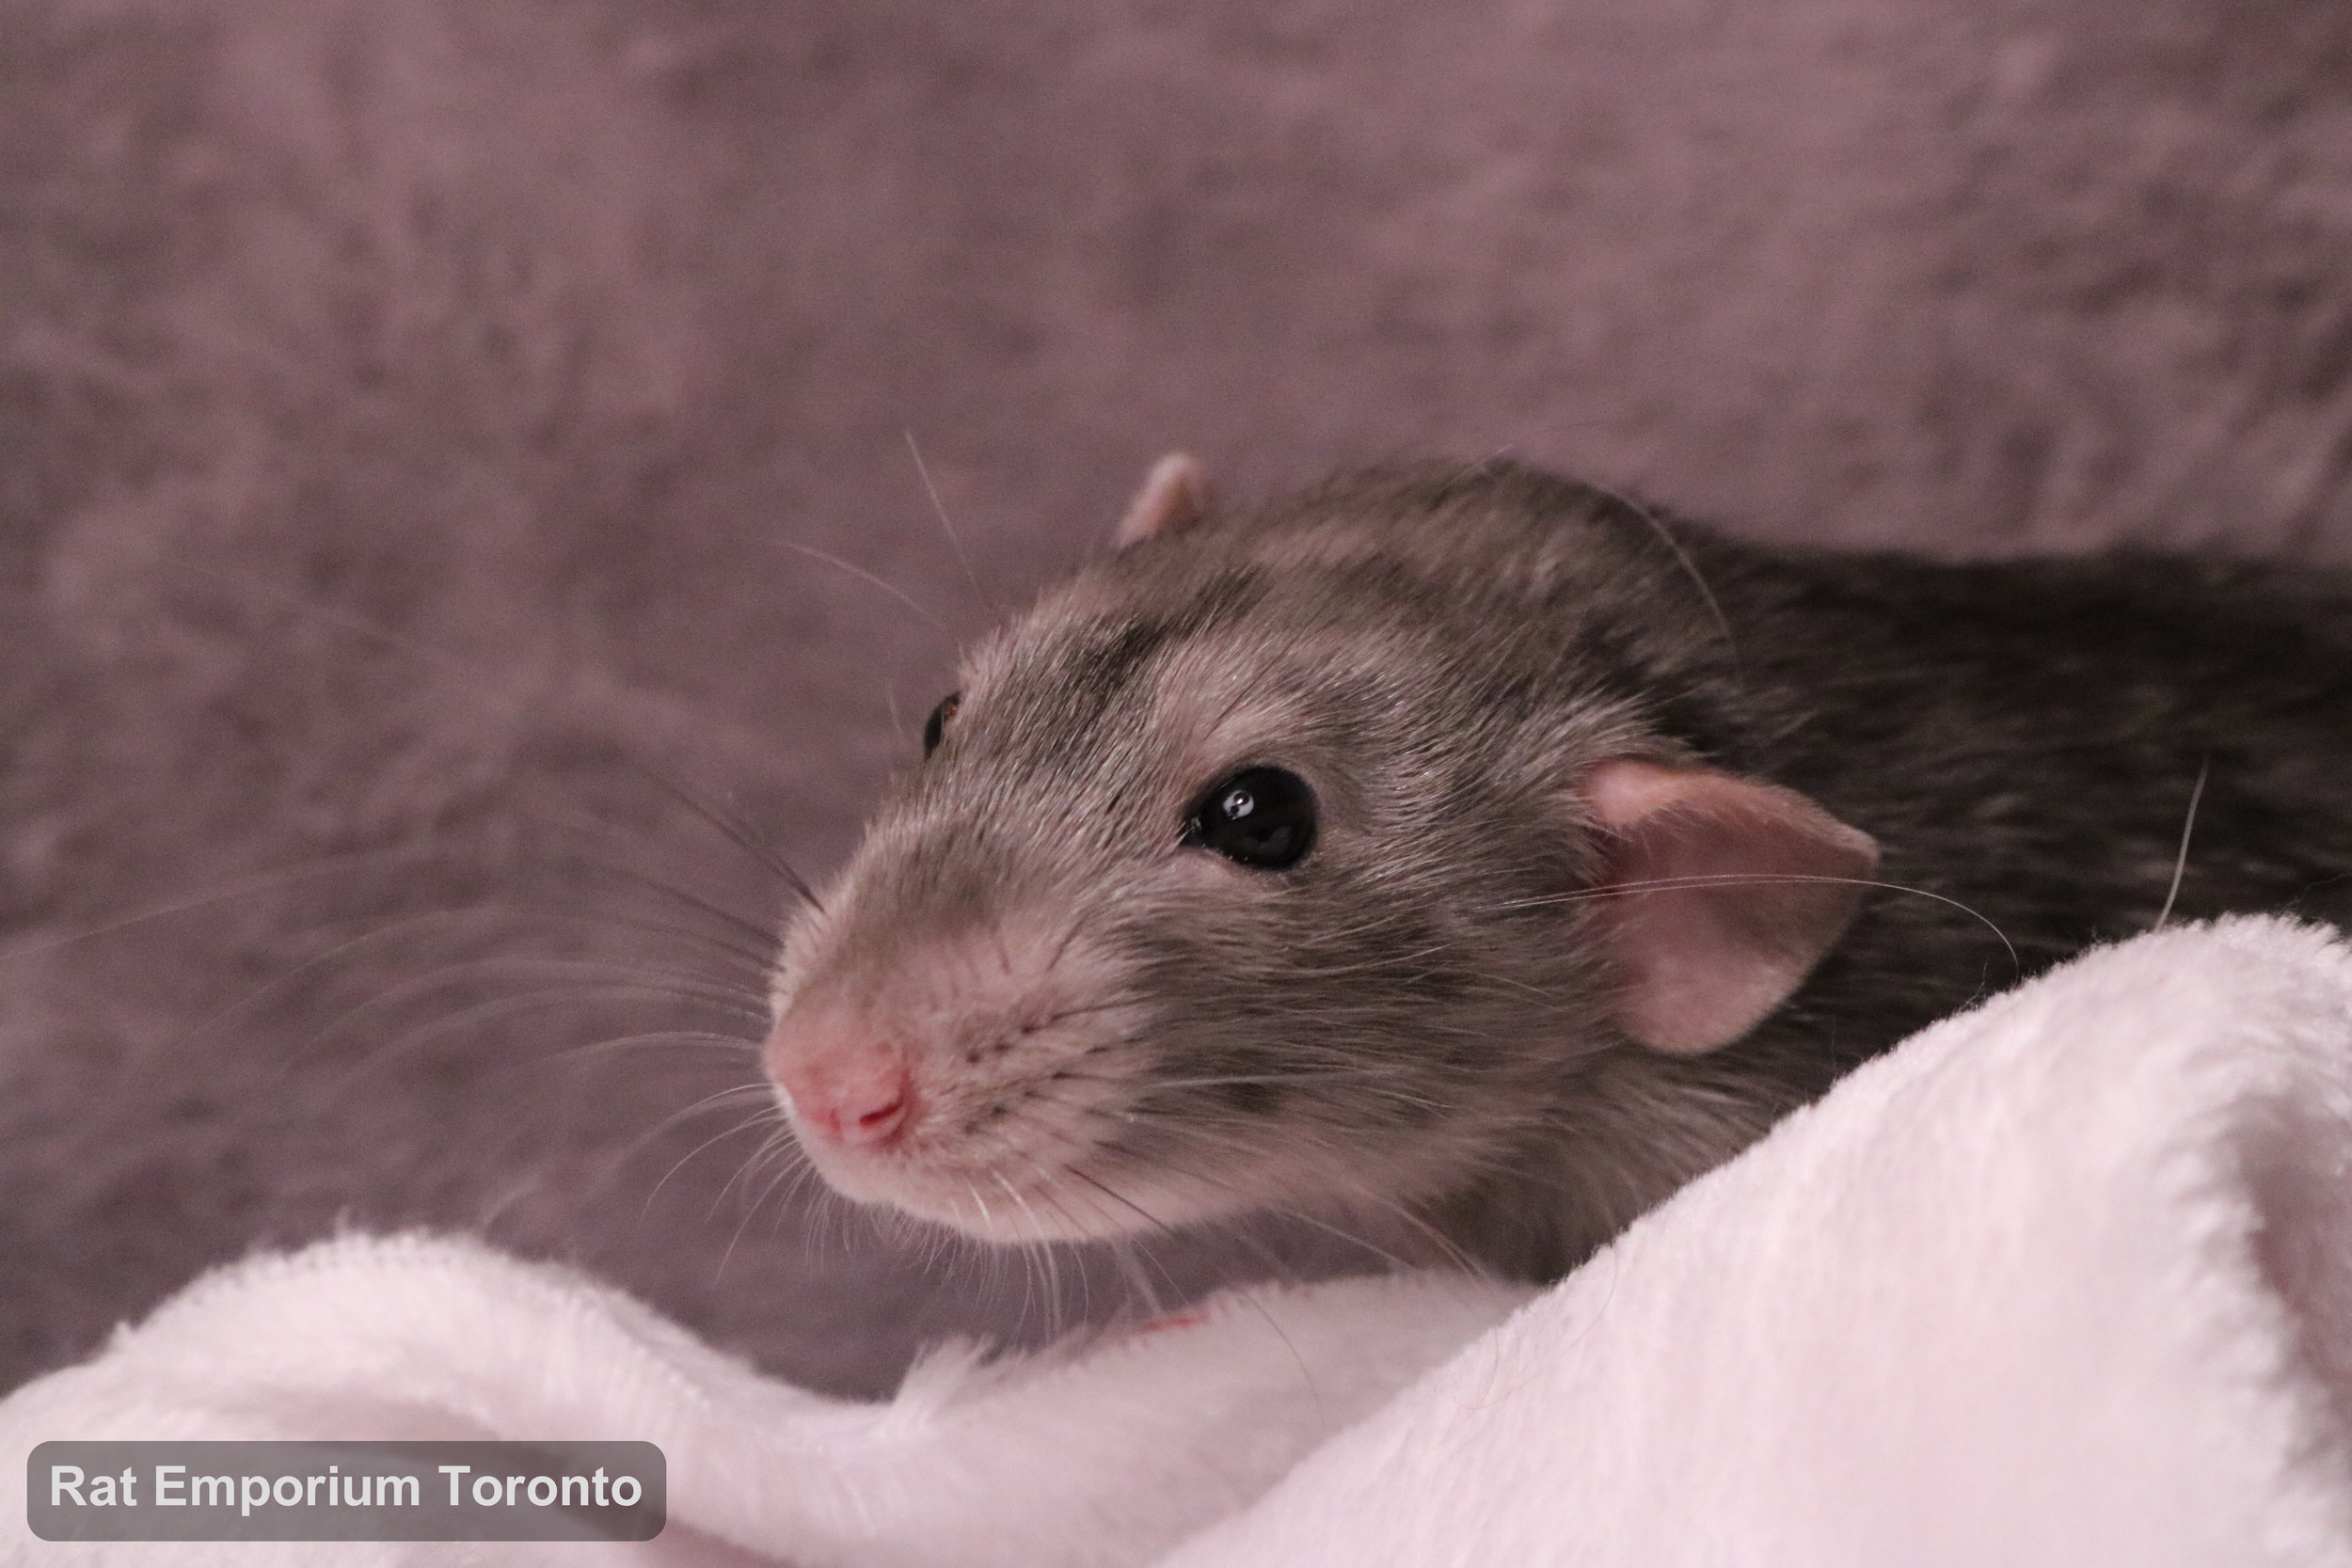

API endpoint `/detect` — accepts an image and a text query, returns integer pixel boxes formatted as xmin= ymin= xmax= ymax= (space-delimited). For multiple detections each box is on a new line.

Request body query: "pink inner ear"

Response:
xmin=1584 ymin=759 xmax=1880 ymax=1054
xmin=1114 ymin=453 xmax=1209 ymax=546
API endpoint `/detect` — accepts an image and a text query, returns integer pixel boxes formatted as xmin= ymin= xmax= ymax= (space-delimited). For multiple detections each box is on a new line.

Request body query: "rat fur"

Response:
xmin=766 ymin=460 xmax=2352 ymax=1281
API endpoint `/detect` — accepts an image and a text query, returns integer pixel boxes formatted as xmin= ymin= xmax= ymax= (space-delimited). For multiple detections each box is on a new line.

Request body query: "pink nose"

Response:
xmin=768 ymin=1025 xmax=914 ymax=1148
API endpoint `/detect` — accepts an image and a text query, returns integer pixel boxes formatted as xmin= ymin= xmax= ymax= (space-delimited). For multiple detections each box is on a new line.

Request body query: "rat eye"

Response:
xmin=922 ymin=690 xmax=961 ymax=757
xmin=1186 ymin=767 xmax=1316 ymax=870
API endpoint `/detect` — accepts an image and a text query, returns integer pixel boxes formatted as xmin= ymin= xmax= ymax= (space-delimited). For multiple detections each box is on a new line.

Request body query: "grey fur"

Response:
xmin=779 ymin=462 xmax=2352 ymax=1279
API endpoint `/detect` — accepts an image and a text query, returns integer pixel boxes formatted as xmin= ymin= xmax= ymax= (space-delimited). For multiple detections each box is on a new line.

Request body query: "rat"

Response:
xmin=762 ymin=456 xmax=2352 ymax=1280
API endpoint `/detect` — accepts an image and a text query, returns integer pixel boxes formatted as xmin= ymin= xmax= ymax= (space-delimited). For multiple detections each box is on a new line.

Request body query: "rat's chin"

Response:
xmin=794 ymin=1137 xmax=1222 ymax=1245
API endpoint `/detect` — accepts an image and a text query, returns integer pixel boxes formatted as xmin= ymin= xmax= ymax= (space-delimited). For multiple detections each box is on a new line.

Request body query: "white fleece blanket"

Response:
xmin=8 ymin=915 xmax=2352 ymax=1567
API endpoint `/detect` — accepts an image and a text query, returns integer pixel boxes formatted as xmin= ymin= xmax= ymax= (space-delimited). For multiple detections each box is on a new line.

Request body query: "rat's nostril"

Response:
xmin=849 ymin=1087 xmax=909 ymax=1143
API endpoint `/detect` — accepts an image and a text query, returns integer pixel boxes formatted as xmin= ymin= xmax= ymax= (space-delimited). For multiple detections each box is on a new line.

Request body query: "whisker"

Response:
xmin=542 ymin=1028 xmax=761 ymax=1068
xmin=1022 ymin=996 xmax=1150 ymax=1031
xmin=162 ymin=902 xmax=542 ymax=1062
xmin=644 ymin=1101 xmax=789 ymax=1222
xmin=1486 ymin=873 xmax=2022 ymax=977
xmin=993 ymin=1173 xmax=1057 ymax=1333
xmin=312 ymin=954 xmax=768 ymax=1057
xmin=648 ymin=1085 xmax=785 ymax=1160
xmin=1054 ymin=1065 xmax=1425 ymax=1091
xmin=1041 ymin=1105 xmax=1474 ymax=1275
xmin=905 ymin=428 xmax=995 ymax=617
xmin=326 ymin=982 xmax=764 ymax=1090
xmin=722 ymin=1142 xmax=826 ymax=1263
xmin=715 ymin=1128 xmax=812 ymax=1284
xmin=1045 ymin=908 xmax=1089 ymax=974
xmin=0 ymin=844 xmax=455 ymax=967
xmin=1105 ymin=1235 xmax=1171 ymax=1319
xmin=168 ymin=552 xmax=483 ymax=681
xmin=1041 ymin=1068 xmax=1452 ymax=1118
xmin=710 ymin=1103 xmax=803 ymax=1213
xmin=616 ymin=755 xmax=821 ymax=912
xmin=548 ymin=846 xmax=786 ymax=952
xmin=397 ymin=890 xmax=780 ymax=980
xmin=1320 ymin=1184 xmax=1484 ymax=1276
xmin=2153 ymin=756 xmax=2211 ymax=931
xmin=773 ymin=538 xmax=952 ymax=639
xmin=1057 ymin=1167 xmax=1190 ymax=1326
xmin=162 ymin=550 xmax=822 ymax=910
xmin=1582 ymin=476 xmax=1740 ymax=675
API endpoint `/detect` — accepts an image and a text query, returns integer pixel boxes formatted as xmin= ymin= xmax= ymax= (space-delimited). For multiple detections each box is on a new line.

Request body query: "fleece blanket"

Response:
xmin=7 ymin=914 xmax=2352 ymax=1567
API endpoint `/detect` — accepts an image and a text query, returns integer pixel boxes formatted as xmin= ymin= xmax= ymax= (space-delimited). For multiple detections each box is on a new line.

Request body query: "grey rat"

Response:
xmin=765 ymin=457 xmax=2352 ymax=1280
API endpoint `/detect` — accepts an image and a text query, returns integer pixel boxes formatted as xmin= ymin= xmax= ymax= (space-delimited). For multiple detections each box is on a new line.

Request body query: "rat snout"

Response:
xmin=766 ymin=1016 xmax=914 ymax=1149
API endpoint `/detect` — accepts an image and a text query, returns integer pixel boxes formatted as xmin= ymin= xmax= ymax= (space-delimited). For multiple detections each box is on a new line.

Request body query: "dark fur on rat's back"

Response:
xmin=784 ymin=461 xmax=2352 ymax=1281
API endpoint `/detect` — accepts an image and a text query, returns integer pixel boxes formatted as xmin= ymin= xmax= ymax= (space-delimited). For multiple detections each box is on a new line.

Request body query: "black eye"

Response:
xmin=922 ymin=690 xmax=961 ymax=757
xmin=1185 ymin=767 xmax=1316 ymax=870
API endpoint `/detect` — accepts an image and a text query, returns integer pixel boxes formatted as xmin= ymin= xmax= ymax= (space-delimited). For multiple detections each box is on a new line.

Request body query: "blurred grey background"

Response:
xmin=5 ymin=0 xmax=2351 ymax=1396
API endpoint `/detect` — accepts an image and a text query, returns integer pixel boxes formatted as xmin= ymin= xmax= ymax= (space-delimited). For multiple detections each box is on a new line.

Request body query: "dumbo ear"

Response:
xmin=1582 ymin=759 xmax=1880 ymax=1054
xmin=1115 ymin=452 xmax=1211 ymax=546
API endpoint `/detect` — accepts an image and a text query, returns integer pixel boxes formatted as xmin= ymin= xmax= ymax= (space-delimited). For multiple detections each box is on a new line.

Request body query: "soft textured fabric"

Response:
xmin=8 ymin=916 xmax=2352 ymax=1566
xmin=0 ymin=1236 xmax=1528 ymax=1568
xmin=1168 ymin=917 xmax=2352 ymax=1566
xmin=9 ymin=0 xmax=2352 ymax=1403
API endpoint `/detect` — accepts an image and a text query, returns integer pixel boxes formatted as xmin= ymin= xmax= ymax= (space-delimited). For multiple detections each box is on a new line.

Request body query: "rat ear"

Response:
xmin=1581 ymin=759 xmax=1879 ymax=1055
xmin=1115 ymin=452 xmax=1211 ymax=546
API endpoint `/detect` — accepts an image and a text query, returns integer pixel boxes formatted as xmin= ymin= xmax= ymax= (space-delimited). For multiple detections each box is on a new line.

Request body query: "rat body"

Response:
xmin=766 ymin=460 xmax=2352 ymax=1279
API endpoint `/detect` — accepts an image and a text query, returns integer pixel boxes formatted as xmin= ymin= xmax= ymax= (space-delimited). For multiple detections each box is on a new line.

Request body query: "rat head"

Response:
xmin=764 ymin=458 xmax=1876 ymax=1257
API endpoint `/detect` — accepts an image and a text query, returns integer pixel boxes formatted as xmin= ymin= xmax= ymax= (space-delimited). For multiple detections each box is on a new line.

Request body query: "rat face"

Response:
xmin=763 ymin=461 xmax=1877 ymax=1257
